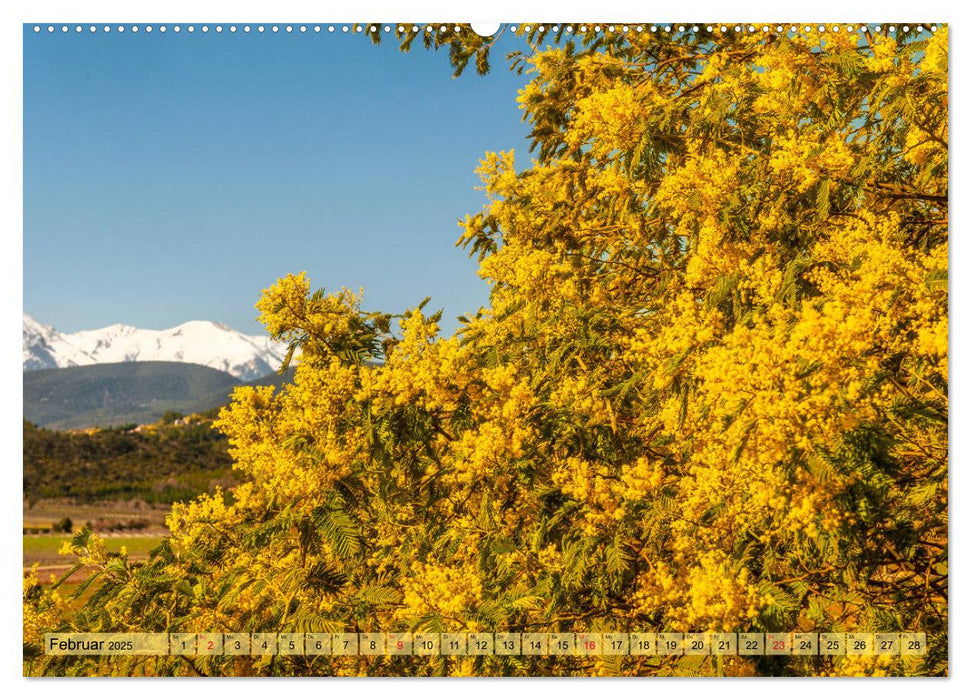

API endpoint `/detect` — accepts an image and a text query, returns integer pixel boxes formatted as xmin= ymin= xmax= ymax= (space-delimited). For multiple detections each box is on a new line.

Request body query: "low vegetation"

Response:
xmin=23 ymin=418 xmax=238 ymax=504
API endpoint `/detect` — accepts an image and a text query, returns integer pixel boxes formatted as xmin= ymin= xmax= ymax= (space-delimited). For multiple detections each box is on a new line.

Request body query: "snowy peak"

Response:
xmin=23 ymin=314 xmax=97 ymax=371
xmin=23 ymin=314 xmax=61 ymax=347
xmin=22 ymin=314 xmax=290 ymax=381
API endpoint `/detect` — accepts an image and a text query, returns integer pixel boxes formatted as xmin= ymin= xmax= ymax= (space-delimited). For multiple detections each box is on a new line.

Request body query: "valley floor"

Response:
xmin=24 ymin=498 xmax=170 ymax=582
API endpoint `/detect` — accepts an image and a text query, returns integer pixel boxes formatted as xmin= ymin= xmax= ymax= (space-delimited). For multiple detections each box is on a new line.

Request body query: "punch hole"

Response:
xmin=470 ymin=24 xmax=501 ymax=37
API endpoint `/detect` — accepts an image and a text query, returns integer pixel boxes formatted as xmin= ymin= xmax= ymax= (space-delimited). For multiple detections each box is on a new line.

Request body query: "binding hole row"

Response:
xmin=32 ymin=24 xmax=940 ymax=35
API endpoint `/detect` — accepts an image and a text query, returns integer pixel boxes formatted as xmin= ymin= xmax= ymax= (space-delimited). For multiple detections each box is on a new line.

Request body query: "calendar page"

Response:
xmin=22 ymin=19 xmax=948 ymax=679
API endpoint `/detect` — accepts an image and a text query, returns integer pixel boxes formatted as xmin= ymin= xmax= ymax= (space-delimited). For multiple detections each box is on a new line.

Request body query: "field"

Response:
xmin=24 ymin=534 xmax=164 ymax=568
xmin=24 ymin=499 xmax=169 ymax=581
xmin=23 ymin=498 xmax=171 ymax=533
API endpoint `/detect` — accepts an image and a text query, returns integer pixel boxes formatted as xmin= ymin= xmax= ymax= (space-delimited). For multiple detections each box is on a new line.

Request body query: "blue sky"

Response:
xmin=24 ymin=25 xmax=533 ymax=336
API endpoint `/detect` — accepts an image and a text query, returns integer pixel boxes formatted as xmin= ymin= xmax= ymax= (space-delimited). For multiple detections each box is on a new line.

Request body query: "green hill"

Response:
xmin=23 ymin=363 xmax=303 ymax=506
xmin=194 ymin=365 xmax=297 ymax=411
xmin=24 ymin=362 xmax=243 ymax=429
xmin=23 ymin=418 xmax=236 ymax=504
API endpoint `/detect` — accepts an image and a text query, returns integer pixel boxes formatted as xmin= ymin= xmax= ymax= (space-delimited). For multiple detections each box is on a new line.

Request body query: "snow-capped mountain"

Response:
xmin=23 ymin=314 xmax=289 ymax=381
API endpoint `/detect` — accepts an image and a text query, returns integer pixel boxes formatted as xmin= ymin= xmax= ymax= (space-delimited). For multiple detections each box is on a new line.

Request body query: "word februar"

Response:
xmin=47 ymin=637 xmax=105 ymax=652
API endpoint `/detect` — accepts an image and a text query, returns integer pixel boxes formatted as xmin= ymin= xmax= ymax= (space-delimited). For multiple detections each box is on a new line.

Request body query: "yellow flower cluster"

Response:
xmin=768 ymin=130 xmax=855 ymax=193
xmin=398 ymin=561 xmax=484 ymax=623
xmin=23 ymin=568 xmax=66 ymax=652
xmin=633 ymin=553 xmax=762 ymax=632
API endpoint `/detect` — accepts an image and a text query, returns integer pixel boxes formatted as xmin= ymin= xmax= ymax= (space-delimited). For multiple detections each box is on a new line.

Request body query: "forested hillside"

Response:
xmin=23 ymin=418 xmax=236 ymax=504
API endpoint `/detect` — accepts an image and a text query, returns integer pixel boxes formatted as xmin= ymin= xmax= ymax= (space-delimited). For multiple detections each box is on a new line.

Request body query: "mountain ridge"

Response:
xmin=23 ymin=314 xmax=288 ymax=381
xmin=23 ymin=361 xmax=242 ymax=429
xmin=23 ymin=360 xmax=298 ymax=430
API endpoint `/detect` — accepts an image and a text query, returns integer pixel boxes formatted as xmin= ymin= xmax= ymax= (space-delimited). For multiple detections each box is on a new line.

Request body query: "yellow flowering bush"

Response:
xmin=27 ymin=24 xmax=946 ymax=677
